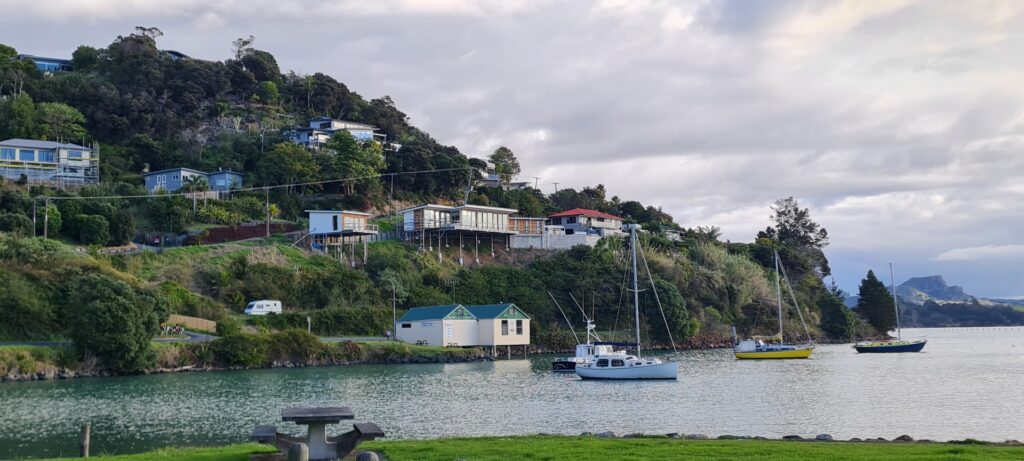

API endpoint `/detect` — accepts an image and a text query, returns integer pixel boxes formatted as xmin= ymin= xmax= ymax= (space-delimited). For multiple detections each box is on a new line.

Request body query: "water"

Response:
xmin=1 ymin=327 xmax=1022 ymax=458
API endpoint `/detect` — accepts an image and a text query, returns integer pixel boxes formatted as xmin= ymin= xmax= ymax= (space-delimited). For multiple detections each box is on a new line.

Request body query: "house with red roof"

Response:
xmin=547 ymin=208 xmax=625 ymax=237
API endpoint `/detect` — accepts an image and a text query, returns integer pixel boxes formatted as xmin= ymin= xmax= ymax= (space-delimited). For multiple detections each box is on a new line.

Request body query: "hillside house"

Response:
xmin=395 ymin=303 xmax=531 ymax=355
xmin=17 ymin=54 xmax=73 ymax=73
xmin=143 ymin=168 xmax=242 ymax=195
xmin=306 ymin=210 xmax=377 ymax=267
xmin=0 ymin=139 xmax=99 ymax=187
xmin=548 ymin=208 xmax=624 ymax=237
xmin=509 ymin=216 xmax=545 ymax=235
xmin=287 ymin=117 xmax=400 ymax=150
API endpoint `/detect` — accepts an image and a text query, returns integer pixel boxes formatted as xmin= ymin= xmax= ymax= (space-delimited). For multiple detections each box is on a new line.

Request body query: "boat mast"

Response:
xmin=890 ymin=263 xmax=901 ymax=340
xmin=774 ymin=251 xmax=784 ymax=341
xmin=630 ymin=225 xmax=642 ymax=358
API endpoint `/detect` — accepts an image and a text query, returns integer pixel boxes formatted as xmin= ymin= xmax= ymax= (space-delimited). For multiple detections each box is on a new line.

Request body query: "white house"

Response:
xmin=288 ymin=117 xmax=390 ymax=150
xmin=396 ymin=303 xmax=531 ymax=351
xmin=0 ymin=138 xmax=99 ymax=187
xmin=305 ymin=210 xmax=378 ymax=266
xmin=399 ymin=204 xmax=519 ymax=234
xmin=547 ymin=208 xmax=624 ymax=237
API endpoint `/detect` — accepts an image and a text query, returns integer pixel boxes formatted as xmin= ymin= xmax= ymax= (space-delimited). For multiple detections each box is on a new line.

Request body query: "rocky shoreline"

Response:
xmin=1 ymin=353 xmax=493 ymax=383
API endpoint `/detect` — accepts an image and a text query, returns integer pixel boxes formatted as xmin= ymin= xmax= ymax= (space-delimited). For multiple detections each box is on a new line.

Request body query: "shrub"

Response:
xmin=265 ymin=329 xmax=325 ymax=363
xmin=66 ymin=274 xmax=170 ymax=373
xmin=215 ymin=317 xmax=242 ymax=336
xmin=74 ymin=214 xmax=110 ymax=245
xmin=210 ymin=333 xmax=268 ymax=367
xmin=0 ymin=212 xmax=33 ymax=236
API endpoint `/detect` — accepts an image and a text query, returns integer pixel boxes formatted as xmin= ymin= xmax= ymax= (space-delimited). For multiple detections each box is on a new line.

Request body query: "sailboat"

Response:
xmin=549 ymin=291 xmax=628 ymax=372
xmin=854 ymin=264 xmax=927 ymax=353
xmin=575 ymin=224 xmax=679 ymax=380
xmin=733 ymin=250 xmax=814 ymax=359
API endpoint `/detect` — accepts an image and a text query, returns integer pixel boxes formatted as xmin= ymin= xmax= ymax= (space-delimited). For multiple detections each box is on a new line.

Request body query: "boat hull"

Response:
xmin=854 ymin=340 xmax=926 ymax=353
xmin=734 ymin=347 xmax=814 ymax=360
xmin=552 ymin=360 xmax=577 ymax=372
xmin=576 ymin=361 xmax=678 ymax=380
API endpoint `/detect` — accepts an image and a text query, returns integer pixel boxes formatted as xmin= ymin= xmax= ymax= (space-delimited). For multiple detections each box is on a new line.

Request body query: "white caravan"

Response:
xmin=244 ymin=300 xmax=283 ymax=315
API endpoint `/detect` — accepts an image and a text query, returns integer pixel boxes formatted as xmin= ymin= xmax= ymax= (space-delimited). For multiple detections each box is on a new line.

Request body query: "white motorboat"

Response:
xmin=576 ymin=224 xmax=679 ymax=380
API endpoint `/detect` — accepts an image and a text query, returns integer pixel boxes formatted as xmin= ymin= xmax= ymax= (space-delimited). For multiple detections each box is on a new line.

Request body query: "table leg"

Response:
xmin=305 ymin=423 xmax=335 ymax=460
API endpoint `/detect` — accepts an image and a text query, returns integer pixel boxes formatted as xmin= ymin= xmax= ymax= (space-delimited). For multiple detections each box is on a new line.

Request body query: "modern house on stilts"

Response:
xmin=305 ymin=210 xmax=378 ymax=267
xmin=399 ymin=204 xmax=524 ymax=265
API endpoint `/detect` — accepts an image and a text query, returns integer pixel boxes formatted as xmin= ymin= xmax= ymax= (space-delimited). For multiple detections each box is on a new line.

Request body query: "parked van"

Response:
xmin=244 ymin=300 xmax=282 ymax=315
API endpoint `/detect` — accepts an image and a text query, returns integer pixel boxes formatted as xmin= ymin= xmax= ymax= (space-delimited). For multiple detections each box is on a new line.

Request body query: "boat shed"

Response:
xmin=395 ymin=304 xmax=479 ymax=347
xmin=395 ymin=303 xmax=531 ymax=350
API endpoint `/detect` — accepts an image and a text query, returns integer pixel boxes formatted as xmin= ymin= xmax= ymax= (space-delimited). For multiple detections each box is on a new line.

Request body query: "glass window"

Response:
xmin=69 ymin=150 xmax=83 ymax=159
xmin=172 ymin=174 xmax=180 ymax=180
xmin=611 ymin=359 xmax=625 ymax=367
xmin=501 ymin=320 xmax=509 ymax=336
xmin=38 ymin=150 xmax=55 ymax=162
xmin=332 ymin=215 xmax=339 ymax=231
xmin=596 ymin=359 xmax=609 ymax=367
xmin=0 ymin=148 xmax=14 ymax=160
xmin=19 ymin=149 xmax=34 ymax=161
xmin=516 ymin=319 xmax=523 ymax=335
xmin=401 ymin=323 xmax=411 ymax=328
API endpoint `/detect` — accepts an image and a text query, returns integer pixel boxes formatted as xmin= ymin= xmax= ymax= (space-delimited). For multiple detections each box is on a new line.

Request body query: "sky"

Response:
xmin=2 ymin=0 xmax=1023 ymax=297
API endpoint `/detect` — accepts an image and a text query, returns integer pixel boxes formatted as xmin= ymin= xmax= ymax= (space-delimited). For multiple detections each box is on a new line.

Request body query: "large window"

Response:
xmin=332 ymin=215 xmax=339 ymax=231
xmin=69 ymin=150 xmax=83 ymax=159
xmin=501 ymin=320 xmax=509 ymax=336
xmin=0 ymin=148 xmax=13 ymax=160
xmin=516 ymin=320 xmax=523 ymax=335
xmin=596 ymin=359 xmax=609 ymax=368
xmin=611 ymin=359 xmax=625 ymax=367
xmin=38 ymin=150 xmax=55 ymax=162
xmin=18 ymin=149 xmax=34 ymax=162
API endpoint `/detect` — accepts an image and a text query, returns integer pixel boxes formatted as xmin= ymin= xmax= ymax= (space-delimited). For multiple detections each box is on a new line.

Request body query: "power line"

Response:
xmin=33 ymin=167 xmax=474 ymax=202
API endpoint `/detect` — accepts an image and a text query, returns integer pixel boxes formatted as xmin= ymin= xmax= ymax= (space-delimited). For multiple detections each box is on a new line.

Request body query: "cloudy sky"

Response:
xmin=3 ymin=0 xmax=1023 ymax=297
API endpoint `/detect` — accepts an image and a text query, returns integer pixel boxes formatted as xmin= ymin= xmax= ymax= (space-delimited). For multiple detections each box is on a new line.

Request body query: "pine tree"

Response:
xmin=856 ymin=270 xmax=896 ymax=335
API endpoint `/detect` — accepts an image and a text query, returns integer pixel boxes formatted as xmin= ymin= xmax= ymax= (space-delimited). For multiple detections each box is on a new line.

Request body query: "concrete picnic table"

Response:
xmin=252 ymin=407 xmax=384 ymax=461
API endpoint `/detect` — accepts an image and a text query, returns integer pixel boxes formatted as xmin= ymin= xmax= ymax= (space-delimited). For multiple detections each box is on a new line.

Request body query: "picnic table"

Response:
xmin=252 ymin=407 xmax=385 ymax=461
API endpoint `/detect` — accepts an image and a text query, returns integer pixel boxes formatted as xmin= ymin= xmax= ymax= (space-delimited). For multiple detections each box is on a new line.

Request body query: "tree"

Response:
xmin=256 ymin=143 xmax=318 ymax=191
xmin=71 ymin=45 xmax=101 ymax=72
xmin=66 ymin=274 xmax=169 ymax=373
xmin=323 ymin=132 xmax=385 ymax=196
xmin=74 ymin=214 xmax=110 ymax=245
xmin=0 ymin=212 xmax=33 ymax=236
xmin=489 ymin=146 xmax=521 ymax=189
xmin=258 ymin=81 xmax=280 ymax=105
xmin=0 ymin=94 xmax=36 ymax=139
xmin=855 ymin=270 xmax=897 ymax=335
xmin=819 ymin=282 xmax=855 ymax=340
xmin=36 ymin=102 xmax=87 ymax=142
xmin=232 ymin=35 xmax=256 ymax=60
xmin=764 ymin=197 xmax=829 ymax=248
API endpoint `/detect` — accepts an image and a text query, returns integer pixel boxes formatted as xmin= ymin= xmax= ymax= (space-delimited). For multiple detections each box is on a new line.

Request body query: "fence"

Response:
xmin=510 ymin=234 xmax=602 ymax=250
xmin=165 ymin=314 xmax=217 ymax=332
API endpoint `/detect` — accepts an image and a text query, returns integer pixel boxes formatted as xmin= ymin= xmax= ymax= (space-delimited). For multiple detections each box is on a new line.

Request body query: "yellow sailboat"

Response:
xmin=734 ymin=250 xmax=814 ymax=360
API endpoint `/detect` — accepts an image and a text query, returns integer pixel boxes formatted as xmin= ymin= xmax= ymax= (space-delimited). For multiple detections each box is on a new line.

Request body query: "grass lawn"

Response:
xmin=35 ymin=437 xmax=1024 ymax=461
xmin=362 ymin=436 xmax=1024 ymax=461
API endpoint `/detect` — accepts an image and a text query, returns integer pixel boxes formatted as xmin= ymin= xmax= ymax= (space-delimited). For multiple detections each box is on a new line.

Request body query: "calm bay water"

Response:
xmin=1 ymin=327 xmax=1023 ymax=458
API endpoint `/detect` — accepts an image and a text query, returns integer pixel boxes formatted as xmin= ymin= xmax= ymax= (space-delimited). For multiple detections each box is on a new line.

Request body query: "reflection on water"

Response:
xmin=1 ymin=327 xmax=1022 ymax=458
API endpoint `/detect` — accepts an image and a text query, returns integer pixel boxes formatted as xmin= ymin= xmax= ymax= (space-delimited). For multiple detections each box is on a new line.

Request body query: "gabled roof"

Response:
xmin=398 ymin=204 xmax=455 ymax=213
xmin=548 ymin=208 xmax=622 ymax=220
xmin=207 ymin=170 xmax=244 ymax=177
xmin=465 ymin=303 xmax=530 ymax=319
xmin=0 ymin=138 xmax=90 ymax=150
xmin=454 ymin=204 xmax=519 ymax=214
xmin=305 ymin=209 xmax=370 ymax=216
xmin=398 ymin=304 xmax=473 ymax=322
xmin=143 ymin=167 xmax=207 ymax=177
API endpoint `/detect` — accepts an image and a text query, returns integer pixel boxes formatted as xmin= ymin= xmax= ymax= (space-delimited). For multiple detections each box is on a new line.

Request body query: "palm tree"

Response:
xmin=182 ymin=176 xmax=210 ymax=214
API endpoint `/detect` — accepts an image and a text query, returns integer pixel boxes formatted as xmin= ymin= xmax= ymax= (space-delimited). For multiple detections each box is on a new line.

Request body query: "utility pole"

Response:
xmin=533 ymin=176 xmax=541 ymax=189
xmin=553 ymin=182 xmax=559 ymax=195
xmin=32 ymin=199 xmax=37 ymax=237
xmin=43 ymin=198 xmax=50 ymax=239
xmin=387 ymin=279 xmax=397 ymax=341
xmin=265 ymin=187 xmax=270 ymax=238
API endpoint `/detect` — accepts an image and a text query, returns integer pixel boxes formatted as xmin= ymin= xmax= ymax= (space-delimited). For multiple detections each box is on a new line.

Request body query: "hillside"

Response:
xmin=0 ymin=31 xmax=872 ymax=372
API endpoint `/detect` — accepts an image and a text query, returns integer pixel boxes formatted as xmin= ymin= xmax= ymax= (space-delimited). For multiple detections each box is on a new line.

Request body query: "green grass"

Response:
xmin=361 ymin=436 xmax=1024 ymax=461
xmin=36 ymin=437 xmax=1024 ymax=461
xmin=38 ymin=444 xmax=276 ymax=461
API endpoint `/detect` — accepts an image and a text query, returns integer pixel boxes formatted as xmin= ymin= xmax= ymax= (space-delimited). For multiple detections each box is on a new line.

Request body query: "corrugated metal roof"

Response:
xmin=0 ymin=138 xmax=90 ymax=150
xmin=397 ymin=304 xmax=466 ymax=322
xmin=466 ymin=303 xmax=529 ymax=319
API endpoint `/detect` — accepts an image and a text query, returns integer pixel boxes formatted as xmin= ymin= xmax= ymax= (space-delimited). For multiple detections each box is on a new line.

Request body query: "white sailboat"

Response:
xmin=576 ymin=224 xmax=679 ymax=380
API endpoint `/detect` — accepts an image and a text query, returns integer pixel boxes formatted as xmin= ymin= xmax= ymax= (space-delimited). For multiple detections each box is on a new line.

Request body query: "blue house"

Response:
xmin=143 ymin=168 xmax=243 ymax=195
xmin=18 ymin=55 xmax=73 ymax=73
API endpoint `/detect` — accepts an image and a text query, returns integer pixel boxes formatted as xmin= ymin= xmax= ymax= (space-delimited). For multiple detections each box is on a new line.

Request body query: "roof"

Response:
xmin=398 ymin=204 xmax=455 ymax=213
xmin=305 ymin=209 xmax=370 ymax=216
xmin=0 ymin=139 xmax=90 ymax=150
xmin=549 ymin=208 xmax=623 ymax=220
xmin=307 ymin=118 xmax=378 ymax=129
xmin=398 ymin=304 xmax=467 ymax=322
xmin=17 ymin=55 xmax=72 ymax=64
xmin=143 ymin=167 xmax=208 ymax=177
xmin=454 ymin=204 xmax=519 ymax=213
xmin=207 ymin=170 xmax=244 ymax=177
xmin=510 ymin=216 xmax=546 ymax=221
xmin=465 ymin=303 xmax=530 ymax=319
